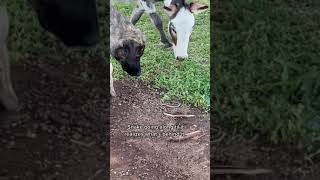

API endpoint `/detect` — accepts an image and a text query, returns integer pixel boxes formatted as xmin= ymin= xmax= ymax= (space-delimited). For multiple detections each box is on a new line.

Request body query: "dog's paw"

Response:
xmin=110 ymin=89 xmax=116 ymax=97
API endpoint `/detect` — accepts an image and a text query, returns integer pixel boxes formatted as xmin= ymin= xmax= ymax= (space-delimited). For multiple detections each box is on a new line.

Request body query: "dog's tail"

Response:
xmin=0 ymin=7 xmax=9 ymax=44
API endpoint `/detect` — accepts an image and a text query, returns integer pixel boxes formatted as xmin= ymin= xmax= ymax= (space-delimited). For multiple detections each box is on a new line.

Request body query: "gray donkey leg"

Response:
xmin=130 ymin=6 xmax=145 ymax=25
xmin=148 ymin=12 xmax=171 ymax=48
xmin=136 ymin=0 xmax=171 ymax=47
xmin=0 ymin=7 xmax=19 ymax=111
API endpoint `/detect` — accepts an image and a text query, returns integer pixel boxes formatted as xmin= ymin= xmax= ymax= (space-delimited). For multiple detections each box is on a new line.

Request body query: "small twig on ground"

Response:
xmin=163 ymin=112 xmax=195 ymax=118
xmin=211 ymin=126 xmax=227 ymax=143
xmin=162 ymin=103 xmax=181 ymax=108
xmin=71 ymin=139 xmax=95 ymax=148
xmin=214 ymin=165 xmax=246 ymax=169
xmin=87 ymin=169 xmax=104 ymax=180
xmin=168 ymin=130 xmax=202 ymax=142
xmin=307 ymin=148 xmax=320 ymax=160
xmin=192 ymin=133 xmax=206 ymax=140
xmin=213 ymin=168 xmax=272 ymax=175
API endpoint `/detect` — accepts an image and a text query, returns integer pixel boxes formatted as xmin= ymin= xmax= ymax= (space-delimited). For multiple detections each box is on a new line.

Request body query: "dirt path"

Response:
xmin=0 ymin=57 xmax=210 ymax=179
xmin=110 ymin=79 xmax=210 ymax=180
xmin=0 ymin=58 xmax=109 ymax=180
xmin=1 ymin=57 xmax=317 ymax=180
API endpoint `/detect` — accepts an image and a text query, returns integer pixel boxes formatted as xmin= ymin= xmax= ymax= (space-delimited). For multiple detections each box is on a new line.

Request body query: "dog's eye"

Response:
xmin=116 ymin=48 xmax=128 ymax=59
xmin=136 ymin=46 xmax=144 ymax=57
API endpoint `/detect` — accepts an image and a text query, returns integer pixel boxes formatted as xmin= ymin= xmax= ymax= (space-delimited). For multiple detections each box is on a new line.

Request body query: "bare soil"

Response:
xmin=110 ymin=79 xmax=210 ymax=180
xmin=1 ymin=56 xmax=317 ymax=180
xmin=0 ymin=57 xmax=109 ymax=180
xmin=212 ymin=131 xmax=311 ymax=180
xmin=0 ymin=57 xmax=211 ymax=180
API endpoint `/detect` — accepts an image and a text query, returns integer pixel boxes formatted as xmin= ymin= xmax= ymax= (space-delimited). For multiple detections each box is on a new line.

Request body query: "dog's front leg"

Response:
xmin=110 ymin=64 xmax=116 ymax=97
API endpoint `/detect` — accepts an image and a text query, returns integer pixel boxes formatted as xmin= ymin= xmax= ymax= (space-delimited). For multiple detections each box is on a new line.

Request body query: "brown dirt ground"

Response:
xmin=212 ymin=120 xmax=320 ymax=180
xmin=0 ymin=57 xmax=211 ymax=180
xmin=110 ymin=79 xmax=319 ymax=180
xmin=110 ymin=79 xmax=210 ymax=180
xmin=1 ymin=56 xmax=318 ymax=180
xmin=0 ymin=57 xmax=109 ymax=180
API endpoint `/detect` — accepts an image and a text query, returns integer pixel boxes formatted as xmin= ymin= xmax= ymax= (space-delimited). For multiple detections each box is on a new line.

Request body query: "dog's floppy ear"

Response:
xmin=189 ymin=3 xmax=208 ymax=14
xmin=163 ymin=4 xmax=177 ymax=16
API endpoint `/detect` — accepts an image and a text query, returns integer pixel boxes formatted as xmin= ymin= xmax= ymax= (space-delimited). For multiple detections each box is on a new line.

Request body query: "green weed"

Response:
xmin=213 ymin=0 xmax=320 ymax=152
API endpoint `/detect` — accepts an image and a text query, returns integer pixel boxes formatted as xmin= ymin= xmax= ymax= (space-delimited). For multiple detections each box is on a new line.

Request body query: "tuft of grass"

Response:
xmin=213 ymin=0 xmax=320 ymax=152
xmin=112 ymin=1 xmax=210 ymax=109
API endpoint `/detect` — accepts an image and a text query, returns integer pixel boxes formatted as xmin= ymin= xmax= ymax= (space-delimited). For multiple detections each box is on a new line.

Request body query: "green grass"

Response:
xmin=1 ymin=0 xmax=210 ymax=109
xmin=1 ymin=0 xmax=109 ymax=62
xmin=112 ymin=1 xmax=210 ymax=109
xmin=214 ymin=0 xmax=320 ymax=153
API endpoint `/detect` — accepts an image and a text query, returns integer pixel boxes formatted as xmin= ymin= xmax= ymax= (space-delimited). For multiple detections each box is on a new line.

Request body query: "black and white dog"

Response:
xmin=130 ymin=0 xmax=208 ymax=60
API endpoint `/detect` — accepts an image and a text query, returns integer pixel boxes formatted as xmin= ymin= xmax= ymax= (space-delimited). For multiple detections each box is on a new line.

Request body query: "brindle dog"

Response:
xmin=110 ymin=6 xmax=146 ymax=96
xmin=110 ymin=6 xmax=145 ymax=77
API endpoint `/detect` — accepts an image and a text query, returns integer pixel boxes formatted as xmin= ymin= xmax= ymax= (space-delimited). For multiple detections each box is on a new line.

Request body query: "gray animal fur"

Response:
xmin=110 ymin=6 xmax=145 ymax=96
xmin=0 ymin=7 xmax=19 ymax=111
xmin=110 ymin=6 xmax=145 ymax=57
xmin=130 ymin=0 xmax=171 ymax=47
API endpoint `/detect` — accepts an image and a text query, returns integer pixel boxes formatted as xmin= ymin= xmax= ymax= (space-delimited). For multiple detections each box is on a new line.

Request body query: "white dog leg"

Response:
xmin=110 ymin=63 xmax=116 ymax=97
